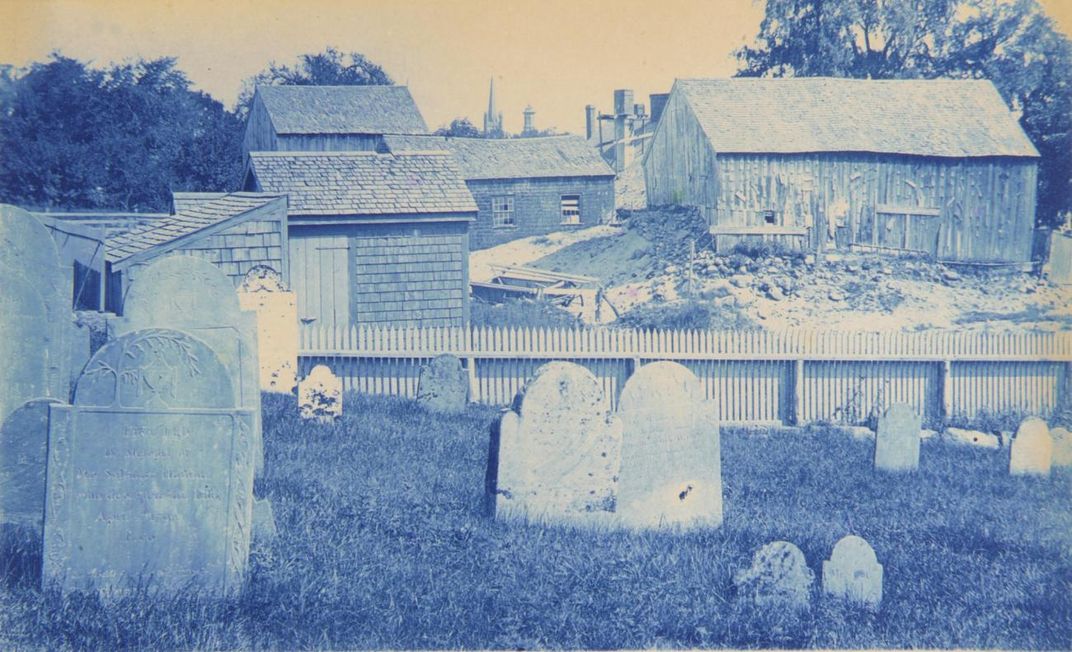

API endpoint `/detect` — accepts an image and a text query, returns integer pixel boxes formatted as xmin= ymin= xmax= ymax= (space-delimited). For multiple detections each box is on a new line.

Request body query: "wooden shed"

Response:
xmin=244 ymin=150 xmax=477 ymax=329
xmin=104 ymin=192 xmax=289 ymax=313
xmin=643 ymin=78 xmax=1040 ymax=263
xmin=242 ymin=85 xmax=428 ymax=160
xmin=30 ymin=213 xmax=107 ymax=311
xmin=384 ymin=134 xmax=615 ymax=249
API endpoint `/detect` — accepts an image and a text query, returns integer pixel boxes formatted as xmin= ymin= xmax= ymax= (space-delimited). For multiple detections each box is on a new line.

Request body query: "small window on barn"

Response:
xmin=561 ymin=195 xmax=581 ymax=225
xmin=492 ymin=196 xmax=515 ymax=228
xmin=760 ymin=210 xmax=777 ymax=225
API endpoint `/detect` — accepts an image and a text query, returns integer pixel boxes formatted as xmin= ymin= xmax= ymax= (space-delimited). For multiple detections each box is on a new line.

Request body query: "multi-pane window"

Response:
xmin=560 ymin=195 xmax=581 ymax=225
xmin=492 ymin=196 xmax=515 ymax=228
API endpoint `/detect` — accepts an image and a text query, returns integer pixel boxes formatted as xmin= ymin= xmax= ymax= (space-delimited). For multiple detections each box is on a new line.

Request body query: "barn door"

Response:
xmin=288 ymin=231 xmax=351 ymax=329
xmin=873 ymin=205 xmax=942 ymax=257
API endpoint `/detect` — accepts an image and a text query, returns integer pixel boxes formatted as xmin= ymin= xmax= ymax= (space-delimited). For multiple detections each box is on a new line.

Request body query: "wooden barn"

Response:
xmin=242 ymin=85 xmax=428 ymax=159
xmin=244 ymin=150 xmax=476 ymax=329
xmin=384 ymin=134 xmax=615 ymax=249
xmin=104 ymin=192 xmax=289 ymax=313
xmin=643 ymin=78 xmax=1040 ymax=263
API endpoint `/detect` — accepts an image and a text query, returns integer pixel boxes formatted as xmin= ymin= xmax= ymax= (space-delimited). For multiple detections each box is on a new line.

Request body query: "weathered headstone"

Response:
xmin=416 ymin=354 xmax=469 ymax=414
xmin=874 ymin=403 xmax=922 ymax=472
xmin=299 ymin=364 xmax=342 ymax=422
xmin=1052 ymin=427 xmax=1072 ymax=468
xmin=237 ymin=266 xmax=298 ymax=394
xmin=0 ymin=398 xmax=62 ymax=530
xmin=486 ymin=361 xmax=622 ymax=525
xmin=0 ymin=205 xmax=73 ymax=425
xmin=822 ymin=535 xmax=883 ymax=610
xmin=115 ymin=255 xmax=263 ymax=472
xmin=1009 ymin=417 xmax=1052 ymax=476
xmin=42 ymin=328 xmax=255 ymax=596
xmin=616 ymin=361 xmax=721 ymax=530
xmin=733 ymin=541 xmax=814 ymax=610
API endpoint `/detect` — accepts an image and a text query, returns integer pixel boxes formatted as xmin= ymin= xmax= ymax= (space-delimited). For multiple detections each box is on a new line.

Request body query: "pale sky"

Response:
xmin=2 ymin=0 xmax=1071 ymax=135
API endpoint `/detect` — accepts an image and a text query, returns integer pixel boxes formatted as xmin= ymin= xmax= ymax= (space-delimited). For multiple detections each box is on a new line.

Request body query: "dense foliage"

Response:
xmin=737 ymin=0 xmax=1072 ymax=229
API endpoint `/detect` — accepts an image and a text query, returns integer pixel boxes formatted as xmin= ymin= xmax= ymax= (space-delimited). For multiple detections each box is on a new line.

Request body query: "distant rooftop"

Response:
xmin=246 ymin=151 xmax=477 ymax=216
xmin=671 ymin=77 xmax=1039 ymax=158
xmin=256 ymin=85 xmax=428 ymax=135
xmin=384 ymin=134 xmax=615 ymax=180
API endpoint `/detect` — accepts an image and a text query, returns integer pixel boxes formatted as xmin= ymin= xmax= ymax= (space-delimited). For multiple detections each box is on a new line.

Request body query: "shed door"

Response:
xmin=288 ymin=231 xmax=351 ymax=329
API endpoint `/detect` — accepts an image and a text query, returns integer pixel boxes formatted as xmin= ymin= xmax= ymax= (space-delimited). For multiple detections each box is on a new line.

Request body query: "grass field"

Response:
xmin=1 ymin=392 xmax=1070 ymax=649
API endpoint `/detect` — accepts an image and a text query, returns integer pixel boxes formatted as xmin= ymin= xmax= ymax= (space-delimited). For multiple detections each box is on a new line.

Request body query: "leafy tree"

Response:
xmin=736 ymin=0 xmax=1072 ymax=228
xmin=433 ymin=117 xmax=482 ymax=137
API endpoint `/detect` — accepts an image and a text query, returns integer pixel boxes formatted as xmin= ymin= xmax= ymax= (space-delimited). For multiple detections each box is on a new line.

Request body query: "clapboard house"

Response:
xmin=104 ymin=192 xmax=288 ymax=313
xmin=643 ymin=78 xmax=1040 ymax=263
xmin=242 ymin=85 xmax=428 ymax=159
xmin=385 ymin=135 xmax=615 ymax=249
xmin=244 ymin=151 xmax=476 ymax=328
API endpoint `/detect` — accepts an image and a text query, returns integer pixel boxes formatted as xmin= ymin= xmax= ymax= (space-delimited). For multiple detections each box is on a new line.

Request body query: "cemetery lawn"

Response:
xmin=2 ymin=394 xmax=1070 ymax=650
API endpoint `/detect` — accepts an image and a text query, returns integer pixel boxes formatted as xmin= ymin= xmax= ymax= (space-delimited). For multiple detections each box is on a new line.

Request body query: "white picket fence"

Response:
xmin=299 ymin=325 xmax=1072 ymax=424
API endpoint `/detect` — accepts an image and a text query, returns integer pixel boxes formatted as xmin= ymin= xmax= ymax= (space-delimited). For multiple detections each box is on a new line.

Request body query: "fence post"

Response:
xmin=466 ymin=356 xmax=479 ymax=403
xmin=792 ymin=358 xmax=805 ymax=425
xmin=940 ymin=359 xmax=953 ymax=422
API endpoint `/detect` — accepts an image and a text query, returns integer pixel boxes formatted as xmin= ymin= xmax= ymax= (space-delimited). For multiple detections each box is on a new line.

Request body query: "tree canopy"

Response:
xmin=433 ymin=117 xmax=483 ymax=138
xmin=237 ymin=47 xmax=393 ymax=114
xmin=737 ymin=0 xmax=1072 ymax=228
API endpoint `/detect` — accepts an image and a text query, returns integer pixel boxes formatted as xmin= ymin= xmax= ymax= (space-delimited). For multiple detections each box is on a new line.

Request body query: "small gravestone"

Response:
xmin=616 ymin=361 xmax=721 ymax=530
xmin=0 ymin=398 xmax=62 ymax=530
xmin=116 ymin=255 xmax=263 ymax=472
xmin=1009 ymin=417 xmax=1052 ymax=476
xmin=237 ymin=266 xmax=298 ymax=394
xmin=299 ymin=365 xmax=342 ymax=422
xmin=43 ymin=329 xmax=255 ymax=596
xmin=822 ymin=535 xmax=883 ymax=610
xmin=486 ymin=361 xmax=622 ymax=525
xmin=416 ymin=354 xmax=469 ymax=414
xmin=733 ymin=541 xmax=814 ymax=610
xmin=1050 ymin=427 xmax=1072 ymax=468
xmin=874 ymin=403 xmax=922 ymax=472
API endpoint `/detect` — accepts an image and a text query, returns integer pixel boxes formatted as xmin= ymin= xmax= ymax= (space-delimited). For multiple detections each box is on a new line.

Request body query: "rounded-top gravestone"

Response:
xmin=416 ymin=354 xmax=469 ymax=414
xmin=822 ymin=535 xmax=883 ymax=610
xmin=734 ymin=541 xmax=815 ymax=610
xmin=1051 ymin=427 xmax=1072 ymax=468
xmin=238 ymin=265 xmax=288 ymax=293
xmin=236 ymin=265 xmax=298 ymax=394
xmin=1009 ymin=417 xmax=1052 ymax=476
xmin=0 ymin=398 xmax=62 ymax=530
xmin=299 ymin=364 xmax=343 ymax=422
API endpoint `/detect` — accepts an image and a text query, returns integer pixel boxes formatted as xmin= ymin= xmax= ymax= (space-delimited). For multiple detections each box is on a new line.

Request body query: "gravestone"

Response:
xmin=486 ymin=361 xmax=622 ymax=525
xmin=1051 ymin=427 xmax=1072 ymax=468
xmin=0 ymin=205 xmax=73 ymax=425
xmin=237 ymin=266 xmax=298 ymax=394
xmin=616 ymin=361 xmax=722 ymax=530
xmin=822 ymin=535 xmax=883 ymax=610
xmin=734 ymin=541 xmax=814 ymax=610
xmin=42 ymin=329 xmax=255 ymax=596
xmin=1009 ymin=417 xmax=1052 ymax=476
xmin=115 ymin=255 xmax=263 ymax=472
xmin=416 ymin=354 xmax=469 ymax=414
xmin=299 ymin=365 xmax=342 ymax=422
xmin=0 ymin=398 xmax=62 ymax=530
xmin=874 ymin=403 xmax=922 ymax=472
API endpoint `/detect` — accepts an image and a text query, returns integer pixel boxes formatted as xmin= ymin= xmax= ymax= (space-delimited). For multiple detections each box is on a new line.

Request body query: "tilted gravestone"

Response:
xmin=416 ymin=354 xmax=469 ymax=414
xmin=874 ymin=403 xmax=922 ymax=472
xmin=115 ymin=255 xmax=263 ymax=472
xmin=237 ymin=266 xmax=298 ymax=394
xmin=299 ymin=364 xmax=342 ymax=422
xmin=1052 ymin=427 xmax=1072 ymax=468
xmin=822 ymin=535 xmax=883 ymax=610
xmin=616 ymin=361 xmax=722 ymax=530
xmin=0 ymin=398 xmax=62 ymax=530
xmin=1009 ymin=417 xmax=1052 ymax=476
xmin=42 ymin=329 xmax=255 ymax=596
xmin=0 ymin=205 xmax=73 ymax=425
xmin=486 ymin=361 xmax=622 ymax=525
xmin=733 ymin=541 xmax=815 ymax=610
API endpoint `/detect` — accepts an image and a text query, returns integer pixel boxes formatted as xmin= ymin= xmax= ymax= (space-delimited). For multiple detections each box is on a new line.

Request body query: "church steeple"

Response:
xmin=483 ymin=77 xmax=503 ymax=136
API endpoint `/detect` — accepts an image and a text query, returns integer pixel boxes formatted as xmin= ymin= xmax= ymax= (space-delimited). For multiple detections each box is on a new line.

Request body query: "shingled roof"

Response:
xmin=384 ymin=134 xmax=615 ymax=180
xmin=672 ymin=78 xmax=1038 ymax=158
xmin=255 ymin=85 xmax=428 ymax=135
xmin=247 ymin=151 xmax=478 ymax=216
xmin=106 ymin=193 xmax=283 ymax=264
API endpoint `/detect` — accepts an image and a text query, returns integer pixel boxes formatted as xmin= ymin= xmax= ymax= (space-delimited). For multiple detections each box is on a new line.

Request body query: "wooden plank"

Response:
xmin=709 ymin=225 xmax=809 ymax=236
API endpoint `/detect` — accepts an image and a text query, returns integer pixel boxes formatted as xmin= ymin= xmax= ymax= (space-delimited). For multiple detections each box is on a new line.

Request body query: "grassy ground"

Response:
xmin=1 ymin=393 xmax=1070 ymax=649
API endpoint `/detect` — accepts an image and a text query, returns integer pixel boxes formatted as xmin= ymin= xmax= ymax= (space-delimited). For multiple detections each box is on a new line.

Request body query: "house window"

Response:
xmin=492 ymin=196 xmax=515 ymax=228
xmin=760 ymin=209 xmax=777 ymax=225
xmin=560 ymin=195 xmax=581 ymax=225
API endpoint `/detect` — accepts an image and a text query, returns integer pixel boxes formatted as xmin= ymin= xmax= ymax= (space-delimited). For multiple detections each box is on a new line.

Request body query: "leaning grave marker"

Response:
xmin=236 ymin=265 xmax=299 ymax=394
xmin=42 ymin=328 xmax=255 ymax=596
xmin=115 ymin=255 xmax=263 ymax=472
xmin=874 ymin=403 xmax=922 ymax=472
xmin=616 ymin=361 xmax=722 ymax=530
xmin=0 ymin=398 xmax=62 ymax=530
xmin=416 ymin=354 xmax=470 ymax=414
xmin=1009 ymin=417 xmax=1052 ymax=476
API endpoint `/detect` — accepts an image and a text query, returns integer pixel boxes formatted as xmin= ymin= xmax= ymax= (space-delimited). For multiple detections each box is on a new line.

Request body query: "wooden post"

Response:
xmin=940 ymin=360 xmax=953 ymax=422
xmin=466 ymin=356 xmax=479 ymax=403
xmin=793 ymin=358 xmax=805 ymax=426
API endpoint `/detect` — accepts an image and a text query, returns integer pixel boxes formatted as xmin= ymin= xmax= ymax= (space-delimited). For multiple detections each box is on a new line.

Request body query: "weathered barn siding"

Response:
xmin=712 ymin=153 xmax=1037 ymax=262
xmin=242 ymin=96 xmax=278 ymax=157
xmin=467 ymin=176 xmax=614 ymax=249
xmin=642 ymin=90 xmax=716 ymax=213
xmin=289 ymin=220 xmax=469 ymax=329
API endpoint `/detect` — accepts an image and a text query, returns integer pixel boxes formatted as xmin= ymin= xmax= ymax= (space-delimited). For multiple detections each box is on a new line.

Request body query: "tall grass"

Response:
xmin=1 ymin=392 xmax=1069 ymax=649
